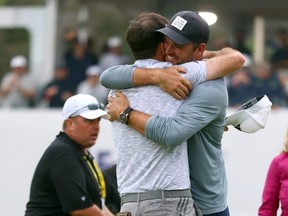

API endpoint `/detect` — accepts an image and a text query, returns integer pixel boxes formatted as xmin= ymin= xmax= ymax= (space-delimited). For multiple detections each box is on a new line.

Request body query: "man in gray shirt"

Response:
xmin=102 ymin=11 xmax=244 ymax=216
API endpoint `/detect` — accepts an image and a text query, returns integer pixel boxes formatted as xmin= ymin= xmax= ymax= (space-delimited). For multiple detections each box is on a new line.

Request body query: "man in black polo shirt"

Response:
xmin=25 ymin=94 xmax=113 ymax=216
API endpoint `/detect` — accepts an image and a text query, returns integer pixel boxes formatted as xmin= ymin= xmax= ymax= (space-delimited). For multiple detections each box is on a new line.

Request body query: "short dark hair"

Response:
xmin=126 ymin=13 xmax=168 ymax=60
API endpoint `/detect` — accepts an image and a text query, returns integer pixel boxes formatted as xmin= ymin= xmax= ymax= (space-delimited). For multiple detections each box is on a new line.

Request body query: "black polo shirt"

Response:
xmin=25 ymin=132 xmax=101 ymax=216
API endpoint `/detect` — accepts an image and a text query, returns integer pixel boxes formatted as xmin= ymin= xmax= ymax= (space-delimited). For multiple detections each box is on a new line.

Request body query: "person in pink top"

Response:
xmin=258 ymin=128 xmax=288 ymax=216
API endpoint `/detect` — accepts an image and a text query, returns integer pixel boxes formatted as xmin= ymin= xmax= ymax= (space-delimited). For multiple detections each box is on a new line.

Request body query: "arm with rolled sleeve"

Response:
xmin=100 ymin=63 xmax=192 ymax=100
xmin=145 ymin=79 xmax=227 ymax=147
xmin=101 ymin=48 xmax=244 ymax=91
xmin=100 ymin=65 xmax=135 ymax=89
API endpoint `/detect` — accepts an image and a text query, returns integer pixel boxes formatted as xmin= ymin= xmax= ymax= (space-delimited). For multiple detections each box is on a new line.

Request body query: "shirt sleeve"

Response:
xmin=258 ymin=156 xmax=281 ymax=216
xmin=50 ymin=154 xmax=95 ymax=213
xmin=100 ymin=65 xmax=136 ymax=89
xmin=145 ymin=79 xmax=226 ymax=147
xmin=181 ymin=61 xmax=207 ymax=85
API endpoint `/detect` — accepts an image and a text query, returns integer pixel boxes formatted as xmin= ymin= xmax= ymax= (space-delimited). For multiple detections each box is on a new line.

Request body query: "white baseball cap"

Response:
xmin=62 ymin=94 xmax=109 ymax=120
xmin=10 ymin=55 xmax=27 ymax=68
xmin=224 ymin=95 xmax=272 ymax=133
xmin=86 ymin=65 xmax=102 ymax=76
xmin=107 ymin=36 xmax=122 ymax=48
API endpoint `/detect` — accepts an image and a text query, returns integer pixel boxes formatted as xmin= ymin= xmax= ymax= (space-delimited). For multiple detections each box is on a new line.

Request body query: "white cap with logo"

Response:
xmin=62 ymin=94 xmax=109 ymax=120
xmin=224 ymin=95 xmax=272 ymax=133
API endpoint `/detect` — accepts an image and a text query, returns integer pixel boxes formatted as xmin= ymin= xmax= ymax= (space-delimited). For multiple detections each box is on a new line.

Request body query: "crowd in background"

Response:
xmin=0 ymin=34 xmax=131 ymax=109
xmin=1 ymin=28 xmax=288 ymax=109
xmin=224 ymin=28 xmax=288 ymax=109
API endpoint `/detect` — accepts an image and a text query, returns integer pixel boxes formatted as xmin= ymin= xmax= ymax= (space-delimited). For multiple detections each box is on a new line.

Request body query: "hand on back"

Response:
xmin=156 ymin=66 xmax=191 ymax=100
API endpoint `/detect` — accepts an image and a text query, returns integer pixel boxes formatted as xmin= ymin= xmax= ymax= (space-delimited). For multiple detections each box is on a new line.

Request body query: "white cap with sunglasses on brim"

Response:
xmin=62 ymin=94 xmax=109 ymax=120
xmin=224 ymin=95 xmax=272 ymax=133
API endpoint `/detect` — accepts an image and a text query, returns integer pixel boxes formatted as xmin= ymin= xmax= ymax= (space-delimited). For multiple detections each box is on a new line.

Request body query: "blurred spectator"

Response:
xmin=250 ymin=61 xmax=287 ymax=108
xmin=227 ymin=54 xmax=255 ymax=107
xmin=41 ymin=63 xmax=74 ymax=108
xmin=98 ymin=36 xmax=131 ymax=71
xmin=234 ymin=28 xmax=251 ymax=55
xmin=63 ymin=28 xmax=78 ymax=53
xmin=77 ymin=65 xmax=109 ymax=105
xmin=270 ymin=28 xmax=288 ymax=70
xmin=277 ymin=68 xmax=288 ymax=106
xmin=65 ymin=38 xmax=98 ymax=90
xmin=212 ymin=36 xmax=232 ymax=50
xmin=0 ymin=55 xmax=36 ymax=108
xmin=228 ymin=54 xmax=288 ymax=108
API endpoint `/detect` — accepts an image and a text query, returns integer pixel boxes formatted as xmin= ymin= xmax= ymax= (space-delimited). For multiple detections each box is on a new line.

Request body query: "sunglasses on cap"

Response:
xmin=70 ymin=103 xmax=105 ymax=118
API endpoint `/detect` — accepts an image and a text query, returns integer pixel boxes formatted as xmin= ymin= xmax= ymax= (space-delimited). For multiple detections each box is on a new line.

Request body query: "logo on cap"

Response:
xmin=224 ymin=95 xmax=272 ymax=133
xmin=171 ymin=16 xmax=187 ymax=31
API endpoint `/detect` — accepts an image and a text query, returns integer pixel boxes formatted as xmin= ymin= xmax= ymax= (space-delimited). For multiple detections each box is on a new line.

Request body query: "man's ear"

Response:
xmin=155 ymin=41 xmax=166 ymax=61
xmin=195 ymin=43 xmax=206 ymax=60
xmin=66 ymin=118 xmax=76 ymax=131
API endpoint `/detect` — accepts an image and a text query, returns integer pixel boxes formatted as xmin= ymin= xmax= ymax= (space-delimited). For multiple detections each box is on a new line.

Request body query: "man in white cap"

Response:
xmin=0 ymin=55 xmax=36 ymax=108
xmin=98 ymin=36 xmax=131 ymax=71
xmin=25 ymin=94 xmax=113 ymax=216
xmin=77 ymin=65 xmax=110 ymax=105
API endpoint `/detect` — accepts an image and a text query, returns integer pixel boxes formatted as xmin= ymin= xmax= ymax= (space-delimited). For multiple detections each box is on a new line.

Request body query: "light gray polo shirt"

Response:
xmin=106 ymin=59 xmax=206 ymax=195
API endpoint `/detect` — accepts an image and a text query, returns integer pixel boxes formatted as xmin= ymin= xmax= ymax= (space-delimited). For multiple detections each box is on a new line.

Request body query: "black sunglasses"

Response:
xmin=70 ymin=103 xmax=105 ymax=118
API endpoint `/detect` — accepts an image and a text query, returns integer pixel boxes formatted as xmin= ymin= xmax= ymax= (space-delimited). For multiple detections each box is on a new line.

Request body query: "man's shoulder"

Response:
xmin=198 ymin=78 xmax=225 ymax=87
xmin=48 ymin=135 xmax=79 ymax=156
xmin=134 ymin=59 xmax=171 ymax=68
xmin=191 ymin=78 xmax=227 ymax=102
xmin=180 ymin=60 xmax=205 ymax=66
xmin=180 ymin=61 xmax=207 ymax=85
xmin=180 ymin=60 xmax=206 ymax=70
